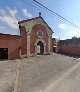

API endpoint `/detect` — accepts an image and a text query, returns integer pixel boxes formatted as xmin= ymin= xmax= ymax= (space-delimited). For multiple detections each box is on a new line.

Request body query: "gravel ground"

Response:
xmin=0 ymin=53 xmax=79 ymax=92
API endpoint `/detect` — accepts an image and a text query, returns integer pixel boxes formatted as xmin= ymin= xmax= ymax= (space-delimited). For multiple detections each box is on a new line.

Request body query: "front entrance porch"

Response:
xmin=35 ymin=39 xmax=46 ymax=56
xmin=37 ymin=41 xmax=44 ymax=55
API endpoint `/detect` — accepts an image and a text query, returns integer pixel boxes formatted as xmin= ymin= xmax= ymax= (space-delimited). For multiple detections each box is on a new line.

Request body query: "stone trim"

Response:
xmin=35 ymin=39 xmax=46 ymax=55
xmin=48 ymin=35 xmax=52 ymax=54
xmin=48 ymin=37 xmax=50 ymax=53
xmin=27 ymin=32 xmax=30 ymax=57
xmin=20 ymin=18 xmax=53 ymax=37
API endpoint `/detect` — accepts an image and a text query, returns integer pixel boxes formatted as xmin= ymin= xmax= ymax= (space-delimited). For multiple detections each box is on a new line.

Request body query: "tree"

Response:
xmin=72 ymin=36 xmax=77 ymax=39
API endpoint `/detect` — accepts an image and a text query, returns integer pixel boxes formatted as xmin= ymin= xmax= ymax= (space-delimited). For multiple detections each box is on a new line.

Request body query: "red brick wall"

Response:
xmin=30 ymin=24 xmax=48 ymax=54
xmin=60 ymin=45 xmax=80 ymax=56
xmin=0 ymin=34 xmax=20 ymax=59
xmin=0 ymin=25 xmax=27 ymax=60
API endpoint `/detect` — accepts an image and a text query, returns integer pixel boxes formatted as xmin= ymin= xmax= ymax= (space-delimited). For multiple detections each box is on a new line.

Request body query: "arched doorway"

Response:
xmin=37 ymin=41 xmax=44 ymax=55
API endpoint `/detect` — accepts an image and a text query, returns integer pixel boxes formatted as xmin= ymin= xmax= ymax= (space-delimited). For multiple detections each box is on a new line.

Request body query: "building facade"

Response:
xmin=0 ymin=34 xmax=21 ymax=59
xmin=0 ymin=16 xmax=53 ymax=60
xmin=58 ymin=38 xmax=80 ymax=56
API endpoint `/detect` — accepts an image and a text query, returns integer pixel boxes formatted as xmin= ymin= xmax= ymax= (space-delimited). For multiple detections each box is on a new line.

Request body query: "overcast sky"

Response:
xmin=0 ymin=0 xmax=80 ymax=39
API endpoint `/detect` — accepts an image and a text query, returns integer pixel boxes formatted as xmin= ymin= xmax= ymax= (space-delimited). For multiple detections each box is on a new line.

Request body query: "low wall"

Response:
xmin=60 ymin=45 xmax=80 ymax=56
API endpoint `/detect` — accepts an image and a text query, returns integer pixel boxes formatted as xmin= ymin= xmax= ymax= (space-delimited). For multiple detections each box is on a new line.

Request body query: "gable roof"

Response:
xmin=18 ymin=16 xmax=54 ymax=33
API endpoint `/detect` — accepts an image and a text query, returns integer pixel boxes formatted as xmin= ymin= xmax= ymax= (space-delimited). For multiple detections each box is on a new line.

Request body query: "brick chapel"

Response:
xmin=0 ymin=14 xmax=53 ymax=60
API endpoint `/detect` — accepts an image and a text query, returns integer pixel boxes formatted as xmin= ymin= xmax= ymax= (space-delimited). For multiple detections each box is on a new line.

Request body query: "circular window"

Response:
xmin=37 ymin=30 xmax=43 ymax=38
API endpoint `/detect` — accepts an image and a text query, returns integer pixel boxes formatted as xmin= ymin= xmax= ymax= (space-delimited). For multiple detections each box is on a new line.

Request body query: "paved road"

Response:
xmin=51 ymin=61 xmax=80 ymax=92
xmin=0 ymin=53 xmax=80 ymax=92
xmin=0 ymin=60 xmax=16 ymax=92
xmin=20 ymin=53 xmax=79 ymax=92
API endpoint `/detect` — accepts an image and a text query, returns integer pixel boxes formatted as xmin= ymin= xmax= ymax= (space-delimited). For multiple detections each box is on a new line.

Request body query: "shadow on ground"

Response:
xmin=56 ymin=52 xmax=80 ymax=61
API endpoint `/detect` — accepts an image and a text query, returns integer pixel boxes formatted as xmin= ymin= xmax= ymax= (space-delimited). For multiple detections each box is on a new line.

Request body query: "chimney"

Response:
xmin=39 ymin=12 xmax=41 ymax=17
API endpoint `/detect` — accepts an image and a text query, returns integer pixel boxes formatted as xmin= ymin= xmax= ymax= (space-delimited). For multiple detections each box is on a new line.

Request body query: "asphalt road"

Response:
xmin=20 ymin=53 xmax=79 ymax=92
xmin=0 ymin=60 xmax=16 ymax=92
xmin=52 ymin=61 xmax=80 ymax=92
xmin=0 ymin=53 xmax=80 ymax=92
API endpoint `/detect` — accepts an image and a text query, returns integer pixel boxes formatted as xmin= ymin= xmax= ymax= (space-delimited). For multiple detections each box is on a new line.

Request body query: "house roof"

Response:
xmin=59 ymin=38 xmax=80 ymax=46
xmin=18 ymin=16 xmax=54 ymax=33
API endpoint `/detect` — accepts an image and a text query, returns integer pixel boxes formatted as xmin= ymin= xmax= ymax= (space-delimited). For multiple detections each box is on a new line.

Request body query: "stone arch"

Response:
xmin=34 ymin=39 xmax=46 ymax=55
xmin=37 ymin=41 xmax=44 ymax=55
